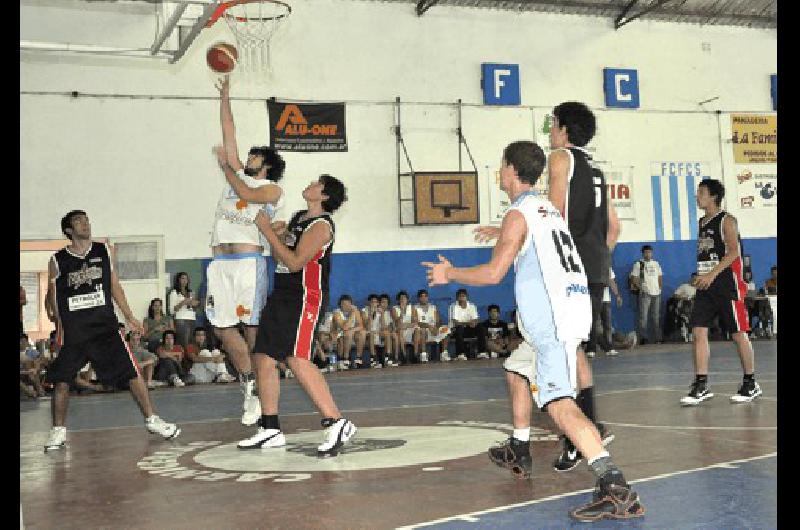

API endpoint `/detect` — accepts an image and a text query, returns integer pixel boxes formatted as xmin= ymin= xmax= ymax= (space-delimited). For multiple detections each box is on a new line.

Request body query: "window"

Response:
xmin=114 ymin=242 xmax=158 ymax=280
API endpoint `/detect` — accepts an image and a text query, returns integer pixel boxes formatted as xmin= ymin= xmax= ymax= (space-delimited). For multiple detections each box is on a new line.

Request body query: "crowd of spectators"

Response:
xmin=21 ymin=260 xmax=777 ymax=400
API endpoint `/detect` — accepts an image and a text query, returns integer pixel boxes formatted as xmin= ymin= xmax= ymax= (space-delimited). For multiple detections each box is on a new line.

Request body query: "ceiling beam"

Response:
xmin=615 ymin=0 xmax=673 ymax=29
xmin=416 ymin=0 xmax=440 ymax=16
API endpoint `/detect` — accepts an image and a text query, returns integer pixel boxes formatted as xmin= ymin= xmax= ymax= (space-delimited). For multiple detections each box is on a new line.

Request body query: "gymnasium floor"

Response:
xmin=20 ymin=341 xmax=777 ymax=529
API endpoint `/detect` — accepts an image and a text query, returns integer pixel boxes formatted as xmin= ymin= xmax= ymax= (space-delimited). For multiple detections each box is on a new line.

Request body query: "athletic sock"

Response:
xmin=743 ymin=373 xmax=755 ymax=382
xmin=577 ymin=387 xmax=596 ymax=424
xmin=695 ymin=374 xmax=708 ymax=384
xmin=259 ymin=414 xmax=280 ymax=430
xmin=513 ymin=428 xmax=530 ymax=442
xmin=239 ymin=371 xmax=255 ymax=384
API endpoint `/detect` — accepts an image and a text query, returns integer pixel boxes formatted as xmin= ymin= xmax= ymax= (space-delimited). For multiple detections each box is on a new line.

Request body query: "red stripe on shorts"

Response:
xmin=294 ymin=249 xmax=325 ymax=360
xmin=730 ymin=258 xmax=750 ymax=332
xmin=119 ymin=330 xmax=142 ymax=375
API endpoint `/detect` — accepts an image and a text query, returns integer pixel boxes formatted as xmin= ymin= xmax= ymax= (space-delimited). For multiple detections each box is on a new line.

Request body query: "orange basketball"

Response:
xmin=206 ymin=42 xmax=238 ymax=73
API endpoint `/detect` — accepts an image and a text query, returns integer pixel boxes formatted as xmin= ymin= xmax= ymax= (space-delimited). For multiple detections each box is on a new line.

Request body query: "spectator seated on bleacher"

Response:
xmin=664 ymin=273 xmax=697 ymax=342
xmin=414 ymin=289 xmax=450 ymax=362
xmin=478 ymin=304 xmax=514 ymax=359
xmin=362 ymin=295 xmax=387 ymax=368
xmin=154 ymin=330 xmax=194 ymax=387
xmin=19 ymin=334 xmax=46 ymax=398
xmin=313 ymin=310 xmax=334 ymax=371
xmin=392 ymin=290 xmax=421 ymax=364
xmin=448 ymin=289 xmax=481 ymax=361
xmin=333 ymin=295 xmax=369 ymax=369
xmin=126 ymin=329 xmax=163 ymax=389
xmin=186 ymin=327 xmax=236 ymax=384
xmin=143 ymin=298 xmax=174 ymax=353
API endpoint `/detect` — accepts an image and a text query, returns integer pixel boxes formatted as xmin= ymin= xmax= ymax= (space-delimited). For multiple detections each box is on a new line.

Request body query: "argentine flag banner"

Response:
xmin=650 ymin=161 xmax=711 ymax=241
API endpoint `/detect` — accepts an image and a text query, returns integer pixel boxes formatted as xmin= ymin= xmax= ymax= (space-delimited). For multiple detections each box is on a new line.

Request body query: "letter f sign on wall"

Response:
xmin=603 ymin=68 xmax=640 ymax=109
xmin=482 ymin=64 xmax=521 ymax=105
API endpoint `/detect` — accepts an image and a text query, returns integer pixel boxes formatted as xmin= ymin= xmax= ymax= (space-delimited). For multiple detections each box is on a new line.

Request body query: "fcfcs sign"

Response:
xmin=267 ymin=100 xmax=348 ymax=152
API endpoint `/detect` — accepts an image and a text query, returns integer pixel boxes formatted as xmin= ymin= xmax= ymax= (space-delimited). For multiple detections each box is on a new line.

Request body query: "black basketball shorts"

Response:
xmin=45 ymin=330 xmax=140 ymax=386
xmin=255 ymin=290 xmax=323 ymax=362
xmin=689 ymin=289 xmax=750 ymax=334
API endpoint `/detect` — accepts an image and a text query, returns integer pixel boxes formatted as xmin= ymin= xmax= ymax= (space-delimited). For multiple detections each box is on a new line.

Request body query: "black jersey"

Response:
xmin=697 ymin=210 xmax=746 ymax=300
xmin=52 ymin=242 xmax=119 ymax=345
xmin=273 ymin=210 xmax=334 ymax=309
xmin=564 ymin=147 xmax=610 ymax=285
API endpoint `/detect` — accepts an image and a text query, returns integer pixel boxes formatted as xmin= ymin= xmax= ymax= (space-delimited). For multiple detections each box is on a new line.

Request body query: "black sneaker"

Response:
xmin=680 ymin=380 xmax=714 ymax=406
xmin=570 ymin=477 xmax=645 ymax=522
xmin=488 ymin=437 xmax=532 ymax=479
xmin=553 ymin=437 xmax=582 ymax=472
xmin=730 ymin=380 xmax=762 ymax=403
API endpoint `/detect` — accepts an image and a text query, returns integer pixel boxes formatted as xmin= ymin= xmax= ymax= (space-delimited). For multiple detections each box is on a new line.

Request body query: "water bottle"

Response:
xmin=329 ymin=351 xmax=337 ymax=372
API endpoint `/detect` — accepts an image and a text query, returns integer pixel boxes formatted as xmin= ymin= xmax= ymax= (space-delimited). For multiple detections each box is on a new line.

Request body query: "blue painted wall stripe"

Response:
xmin=176 ymin=238 xmax=777 ymax=336
xmin=668 ymin=174 xmax=681 ymax=240
xmin=651 ymin=175 xmax=664 ymax=241
xmin=686 ymin=175 xmax=699 ymax=240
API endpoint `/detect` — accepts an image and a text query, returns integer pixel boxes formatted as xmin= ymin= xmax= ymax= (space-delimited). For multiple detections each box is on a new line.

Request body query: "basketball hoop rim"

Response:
xmin=205 ymin=0 xmax=291 ymax=27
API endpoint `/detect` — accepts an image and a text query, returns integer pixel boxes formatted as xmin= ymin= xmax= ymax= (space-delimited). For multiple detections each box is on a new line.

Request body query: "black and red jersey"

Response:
xmin=697 ymin=210 xmax=746 ymax=301
xmin=52 ymin=242 xmax=119 ymax=346
xmin=272 ymin=210 xmax=334 ymax=310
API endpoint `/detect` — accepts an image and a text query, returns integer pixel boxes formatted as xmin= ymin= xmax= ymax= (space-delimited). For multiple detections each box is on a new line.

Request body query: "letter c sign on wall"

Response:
xmin=604 ymin=68 xmax=640 ymax=109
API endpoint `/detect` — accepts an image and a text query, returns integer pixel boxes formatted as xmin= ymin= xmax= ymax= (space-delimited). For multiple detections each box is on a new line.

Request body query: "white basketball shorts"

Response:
xmin=205 ymin=253 xmax=268 ymax=328
xmin=503 ymin=338 xmax=580 ymax=409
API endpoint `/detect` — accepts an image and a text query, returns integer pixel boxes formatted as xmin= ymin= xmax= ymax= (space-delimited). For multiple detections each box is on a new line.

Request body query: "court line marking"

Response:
xmin=20 ymin=380 xmax=777 ymax=436
xmin=398 ymin=452 xmax=777 ymax=529
xmin=24 ymin=372 xmax=777 ymax=405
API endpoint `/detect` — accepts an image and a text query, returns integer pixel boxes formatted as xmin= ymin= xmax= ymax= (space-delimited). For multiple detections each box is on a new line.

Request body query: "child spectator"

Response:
xmin=126 ymin=329 xmax=163 ymax=389
xmin=392 ymin=290 xmax=421 ymax=364
xmin=415 ymin=289 xmax=450 ymax=362
xmin=186 ymin=327 xmax=236 ymax=383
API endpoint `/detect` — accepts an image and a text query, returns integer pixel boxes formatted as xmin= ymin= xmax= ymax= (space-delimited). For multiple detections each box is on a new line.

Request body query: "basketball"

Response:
xmin=206 ymin=42 xmax=238 ymax=73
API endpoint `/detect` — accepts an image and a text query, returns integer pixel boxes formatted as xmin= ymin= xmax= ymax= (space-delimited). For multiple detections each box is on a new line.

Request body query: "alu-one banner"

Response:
xmin=267 ymin=100 xmax=347 ymax=152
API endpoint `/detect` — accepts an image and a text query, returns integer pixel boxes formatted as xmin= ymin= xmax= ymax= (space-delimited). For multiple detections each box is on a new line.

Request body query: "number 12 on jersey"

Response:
xmin=551 ymin=230 xmax=582 ymax=274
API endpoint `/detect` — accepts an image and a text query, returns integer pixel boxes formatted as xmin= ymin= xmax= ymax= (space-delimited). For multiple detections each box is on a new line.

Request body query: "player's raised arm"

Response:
xmin=217 ymin=76 xmax=244 ymax=172
xmin=213 ymin=145 xmax=282 ymax=204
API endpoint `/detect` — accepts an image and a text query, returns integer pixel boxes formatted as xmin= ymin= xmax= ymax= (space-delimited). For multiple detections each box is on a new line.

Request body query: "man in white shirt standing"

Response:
xmin=448 ymin=289 xmax=481 ymax=360
xmin=629 ymin=245 xmax=663 ymax=345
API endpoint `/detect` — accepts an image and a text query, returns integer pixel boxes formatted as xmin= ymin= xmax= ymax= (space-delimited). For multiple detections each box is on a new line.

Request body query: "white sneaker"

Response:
xmin=285 ymin=369 xmax=295 ymax=379
xmin=585 ymin=351 xmax=596 ymax=359
xmin=420 ymin=351 xmax=429 ymax=363
xmin=241 ymin=380 xmax=261 ymax=426
xmin=477 ymin=352 xmax=489 ymax=359
xmin=490 ymin=351 xmax=498 ymax=359
xmin=457 ymin=354 xmax=467 ymax=361
xmin=237 ymin=428 xmax=286 ymax=450
xmin=171 ymin=375 xmax=185 ymax=387
xmin=44 ymin=426 xmax=67 ymax=452
xmin=338 ymin=360 xmax=349 ymax=371
xmin=317 ymin=418 xmax=357 ymax=457
xmin=385 ymin=359 xmax=398 ymax=367
xmin=354 ymin=359 xmax=363 ymax=368
xmin=370 ymin=361 xmax=383 ymax=369
xmin=441 ymin=351 xmax=451 ymax=362
xmin=606 ymin=349 xmax=619 ymax=357
xmin=215 ymin=373 xmax=236 ymax=383
xmin=145 ymin=415 xmax=181 ymax=440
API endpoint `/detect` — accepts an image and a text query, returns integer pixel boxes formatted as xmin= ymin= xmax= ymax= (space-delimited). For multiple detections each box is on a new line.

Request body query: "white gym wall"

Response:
xmin=21 ymin=0 xmax=776 ymax=259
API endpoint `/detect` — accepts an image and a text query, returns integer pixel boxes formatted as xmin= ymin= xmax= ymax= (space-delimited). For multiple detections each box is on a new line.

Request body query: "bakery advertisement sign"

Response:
xmin=736 ymin=167 xmax=777 ymax=209
xmin=731 ymin=114 xmax=777 ymax=164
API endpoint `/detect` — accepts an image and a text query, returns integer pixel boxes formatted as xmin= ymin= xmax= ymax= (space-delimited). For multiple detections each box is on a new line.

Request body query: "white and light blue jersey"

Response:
xmin=509 ymin=193 xmax=592 ymax=345
xmin=210 ymin=169 xmax=284 ymax=248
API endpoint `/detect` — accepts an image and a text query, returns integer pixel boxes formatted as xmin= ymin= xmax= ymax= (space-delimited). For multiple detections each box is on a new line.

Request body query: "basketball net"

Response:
xmin=213 ymin=0 xmax=291 ymax=77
